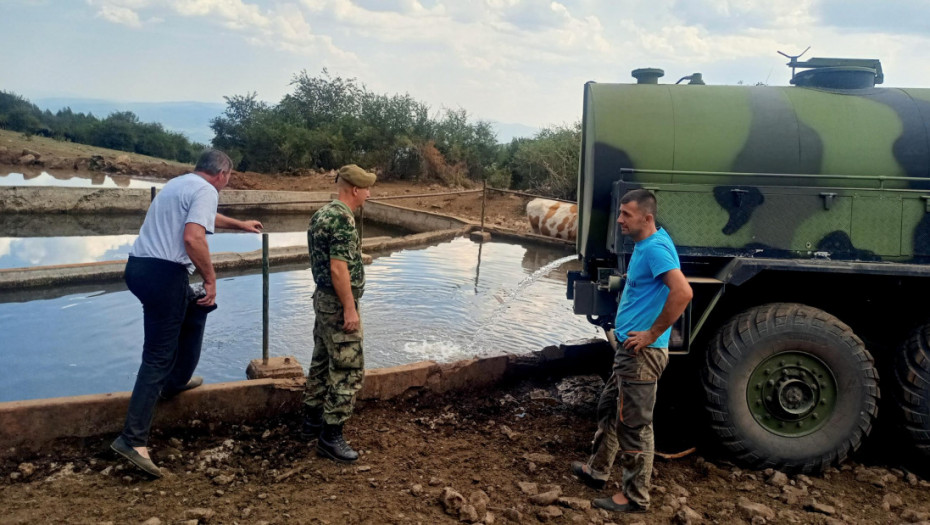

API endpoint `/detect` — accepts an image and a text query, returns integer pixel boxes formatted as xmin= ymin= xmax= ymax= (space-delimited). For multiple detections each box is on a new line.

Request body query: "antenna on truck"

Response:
xmin=778 ymin=46 xmax=811 ymax=80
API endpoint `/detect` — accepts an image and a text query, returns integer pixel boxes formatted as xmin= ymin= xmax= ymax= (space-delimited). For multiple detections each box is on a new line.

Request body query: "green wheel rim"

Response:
xmin=747 ymin=351 xmax=837 ymax=437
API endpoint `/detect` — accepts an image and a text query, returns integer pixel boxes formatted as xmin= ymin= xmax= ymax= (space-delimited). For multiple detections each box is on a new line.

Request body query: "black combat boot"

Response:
xmin=300 ymin=408 xmax=323 ymax=441
xmin=317 ymin=424 xmax=359 ymax=463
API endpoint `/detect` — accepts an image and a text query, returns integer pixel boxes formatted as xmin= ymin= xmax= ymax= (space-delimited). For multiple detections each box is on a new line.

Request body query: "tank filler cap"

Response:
xmin=632 ymin=68 xmax=665 ymax=84
xmin=676 ymin=73 xmax=706 ymax=85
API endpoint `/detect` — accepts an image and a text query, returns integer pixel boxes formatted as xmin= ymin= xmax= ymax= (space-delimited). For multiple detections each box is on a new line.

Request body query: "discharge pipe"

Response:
xmin=262 ymin=233 xmax=269 ymax=365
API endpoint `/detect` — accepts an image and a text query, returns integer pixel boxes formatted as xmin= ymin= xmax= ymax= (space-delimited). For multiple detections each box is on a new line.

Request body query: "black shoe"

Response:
xmin=571 ymin=461 xmax=606 ymax=490
xmin=159 ymin=376 xmax=203 ymax=400
xmin=592 ymin=495 xmax=646 ymax=513
xmin=110 ymin=436 xmax=162 ymax=478
xmin=300 ymin=408 xmax=323 ymax=441
xmin=317 ymin=424 xmax=359 ymax=463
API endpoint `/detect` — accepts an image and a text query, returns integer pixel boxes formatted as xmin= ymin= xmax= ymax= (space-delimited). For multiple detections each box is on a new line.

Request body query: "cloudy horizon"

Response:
xmin=3 ymin=0 xmax=929 ymax=130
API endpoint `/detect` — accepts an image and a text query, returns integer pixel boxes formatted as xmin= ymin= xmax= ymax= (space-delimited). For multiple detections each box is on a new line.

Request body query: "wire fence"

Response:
xmin=214 ymin=185 xmax=571 ymax=210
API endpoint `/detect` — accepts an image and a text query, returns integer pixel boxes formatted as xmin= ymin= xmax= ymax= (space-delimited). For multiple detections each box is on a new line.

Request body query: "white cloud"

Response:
xmin=6 ymin=236 xmax=136 ymax=267
xmin=11 ymin=0 xmax=930 ymax=128
xmin=168 ymin=0 xmax=270 ymax=30
xmin=94 ymin=4 xmax=143 ymax=27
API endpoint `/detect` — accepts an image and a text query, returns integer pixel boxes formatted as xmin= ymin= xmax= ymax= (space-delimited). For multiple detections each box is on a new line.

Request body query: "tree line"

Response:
xmin=0 ymin=91 xmax=205 ymax=163
xmin=212 ymin=70 xmax=580 ymax=199
xmin=1 ymin=72 xmax=581 ymax=200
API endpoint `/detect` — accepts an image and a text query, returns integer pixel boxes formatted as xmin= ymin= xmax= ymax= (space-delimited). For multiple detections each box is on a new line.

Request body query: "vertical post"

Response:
xmin=480 ymin=179 xmax=487 ymax=233
xmin=359 ymin=205 xmax=365 ymax=240
xmin=150 ymin=186 xmax=156 ymax=202
xmin=262 ymin=232 xmax=269 ymax=365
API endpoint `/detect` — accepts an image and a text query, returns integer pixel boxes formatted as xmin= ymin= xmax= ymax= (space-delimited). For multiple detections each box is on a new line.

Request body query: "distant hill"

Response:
xmin=31 ymin=98 xmax=539 ymax=146
xmin=490 ymin=121 xmax=539 ymax=143
xmin=33 ymin=98 xmax=225 ymax=145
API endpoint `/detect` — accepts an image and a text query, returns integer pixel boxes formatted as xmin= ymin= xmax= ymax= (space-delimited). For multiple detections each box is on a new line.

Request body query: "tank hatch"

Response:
xmin=785 ymin=56 xmax=884 ymax=89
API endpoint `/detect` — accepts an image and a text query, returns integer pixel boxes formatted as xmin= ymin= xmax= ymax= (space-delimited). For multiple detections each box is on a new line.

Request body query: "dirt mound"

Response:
xmin=0 ymin=129 xmax=534 ymax=232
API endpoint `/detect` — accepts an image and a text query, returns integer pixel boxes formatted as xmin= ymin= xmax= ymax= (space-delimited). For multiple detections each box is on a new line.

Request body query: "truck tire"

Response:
xmin=703 ymin=303 xmax=879 ymax=473
xmin=893 ymin=323 xmax=930 ymax=460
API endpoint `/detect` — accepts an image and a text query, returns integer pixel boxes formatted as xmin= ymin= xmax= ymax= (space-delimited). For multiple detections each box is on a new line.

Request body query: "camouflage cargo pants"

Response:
xmin=302 ymin=288 xmax=365 ymax=425
xmin=587 ymin=336 xmax=668 ymax=509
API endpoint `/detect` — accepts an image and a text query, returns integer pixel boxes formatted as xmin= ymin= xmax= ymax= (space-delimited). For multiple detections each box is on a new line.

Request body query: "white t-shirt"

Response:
xmin=130 ymin=173 xmax=218 ymax=273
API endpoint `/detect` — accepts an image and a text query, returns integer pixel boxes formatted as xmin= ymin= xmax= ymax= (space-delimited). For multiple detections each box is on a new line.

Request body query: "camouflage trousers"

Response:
xmin=587 ymin=337 xmax=668 ymax=509
xmin=302 ymin=288 xmax=365 ymax=426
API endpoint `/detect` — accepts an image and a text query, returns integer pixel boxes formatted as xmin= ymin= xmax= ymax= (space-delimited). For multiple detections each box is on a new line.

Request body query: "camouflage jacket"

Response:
xmin=308 ymin=200 xmax=364 ymax=291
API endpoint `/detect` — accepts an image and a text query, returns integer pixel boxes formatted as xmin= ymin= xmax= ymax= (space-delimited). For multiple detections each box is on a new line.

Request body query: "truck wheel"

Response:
xmin=703 ymin=303 xmax=879 ymax=473
xmin=893 ymin=322 xmax=930 ymax=460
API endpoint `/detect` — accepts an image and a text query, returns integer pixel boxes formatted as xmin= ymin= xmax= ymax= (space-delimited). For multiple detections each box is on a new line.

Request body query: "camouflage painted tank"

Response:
xmin=570 ymin=57 xmax=930 ymax=474
xmin=578 ymin=62 xmax=930 ymax=265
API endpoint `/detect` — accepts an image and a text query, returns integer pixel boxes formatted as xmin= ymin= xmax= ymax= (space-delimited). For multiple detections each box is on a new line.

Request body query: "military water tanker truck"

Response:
xmin=568 ymin=56 xmax=930 ymax=473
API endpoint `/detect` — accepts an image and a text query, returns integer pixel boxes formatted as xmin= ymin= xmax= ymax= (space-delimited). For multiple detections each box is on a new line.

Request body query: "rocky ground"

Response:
xmin=0 ymin=129 xmax=533 ymax=233
xmin=2 ymin=376 xmax=929 ymax=525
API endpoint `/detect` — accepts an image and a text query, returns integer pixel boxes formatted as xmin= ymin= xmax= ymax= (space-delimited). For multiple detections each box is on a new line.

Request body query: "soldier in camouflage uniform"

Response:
xmin=300 ymin=164 xmax=375 ymax=463
xmin=571 ymin=190 xmax=693 ymax=513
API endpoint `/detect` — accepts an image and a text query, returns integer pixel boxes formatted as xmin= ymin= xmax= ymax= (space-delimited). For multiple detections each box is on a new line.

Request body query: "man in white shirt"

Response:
xmin=111 ymin=149 xmax=262 ymax=478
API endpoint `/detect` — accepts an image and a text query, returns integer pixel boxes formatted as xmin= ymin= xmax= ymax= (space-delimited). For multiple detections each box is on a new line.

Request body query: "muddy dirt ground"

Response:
xmin=2 ymin=375 xmax=929 ymax=525
xmin=0 ymin=130 xmax=534 ymax=233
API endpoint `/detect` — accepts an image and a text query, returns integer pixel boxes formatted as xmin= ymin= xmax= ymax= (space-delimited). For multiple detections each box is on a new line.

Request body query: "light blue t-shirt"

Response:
xmin=130 ymin=173 xmax=218 ymax=273
xmin=614 ymin=227 xmax=681 ymax=349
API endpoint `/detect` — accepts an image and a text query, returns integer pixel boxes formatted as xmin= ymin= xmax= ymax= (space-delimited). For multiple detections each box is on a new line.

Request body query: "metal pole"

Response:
xmin=150 ymin=186 xmax=156 ymax=202
xmin=485 ymin=187 xmax=574 ymax=203
xmin=262 ymin=233 xmax=269 ymax=365
xmin=480 ymin=179 xmax=487 ymax=233
xmin=369 ymin=189 xmax=483 ymax=200
xmin=359 ymin=205 xmax=365 ymax=240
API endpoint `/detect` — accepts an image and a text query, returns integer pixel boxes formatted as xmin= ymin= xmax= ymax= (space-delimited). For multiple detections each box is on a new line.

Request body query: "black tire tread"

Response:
xmin=702 ymin=303 xmax=879 ymax=474
xmin=893 ymin=323 xmax=930 ymax=458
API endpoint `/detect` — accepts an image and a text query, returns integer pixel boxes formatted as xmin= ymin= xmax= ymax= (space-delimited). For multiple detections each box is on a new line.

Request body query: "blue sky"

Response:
xmin=2 ymin=0 xmax=929 ymax=129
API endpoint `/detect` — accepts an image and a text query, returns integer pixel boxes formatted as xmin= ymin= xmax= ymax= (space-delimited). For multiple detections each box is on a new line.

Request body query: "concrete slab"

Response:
xmin=363 ymin=201 xmax=470 ymax=233
xmin=0 ymin=229 xmax=464 ymax=291
xmin=0 ymin=340 xmax=612 ymax=462
xmin=246 ymin=356 xmax=305 ymax=379
xmin=427 ymin=355 xmax=510 ymax=394
xmin=0 ymin=378 xmax=304 ymax=458
xmin=359 ymin=361 xmax=440 ymax=400
xmin=0 ymin=187 xmax=332 ymax=214
xmin=469 ymin=231 xmax=492 ymax=243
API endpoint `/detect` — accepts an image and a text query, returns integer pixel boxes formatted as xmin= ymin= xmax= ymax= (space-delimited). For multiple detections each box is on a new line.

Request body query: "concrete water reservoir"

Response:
xmin=0 ymin=238 xmax=593 ymax=402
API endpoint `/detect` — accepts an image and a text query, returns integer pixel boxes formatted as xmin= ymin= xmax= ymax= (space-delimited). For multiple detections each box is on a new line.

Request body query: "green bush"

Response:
xmin=497 ymin=123 xmax=580 ymax=200
xmin=211 ymin=70 xmax=500 ymax=182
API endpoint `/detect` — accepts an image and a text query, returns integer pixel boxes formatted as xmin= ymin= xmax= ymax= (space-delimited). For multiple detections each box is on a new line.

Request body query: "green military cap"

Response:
xmin=336 ymin=164 xmax=377 ymax=188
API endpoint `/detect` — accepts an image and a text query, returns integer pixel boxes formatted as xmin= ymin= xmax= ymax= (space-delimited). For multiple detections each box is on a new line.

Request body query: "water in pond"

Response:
xmin=0 ymin=238 xmax=597 ymax=402
xmin=0 ymin=214 xmax=408 ymax=269
xmin=1 ymin=171 xmax=166 ymax=189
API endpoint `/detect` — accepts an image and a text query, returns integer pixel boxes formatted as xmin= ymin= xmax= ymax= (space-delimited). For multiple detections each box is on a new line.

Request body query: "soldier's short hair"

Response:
xmin=620 ymin=189 xmax=657 ymax=217
xmin=195 ymin=149 xmax=233 ymax=176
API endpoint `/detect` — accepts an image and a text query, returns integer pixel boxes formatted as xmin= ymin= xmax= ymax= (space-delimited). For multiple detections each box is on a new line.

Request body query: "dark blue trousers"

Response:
xmin=121 ymin=256 xmax=215 ymax=446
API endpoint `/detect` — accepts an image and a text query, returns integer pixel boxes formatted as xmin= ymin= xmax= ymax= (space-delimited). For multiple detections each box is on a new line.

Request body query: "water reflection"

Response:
xmin=0 ymin=238 xmax=597 ymax=401
xmin=0 ymin=218 xmax=407 ymax=269
xmin=1 ymin=171 xmax=166 ymax=189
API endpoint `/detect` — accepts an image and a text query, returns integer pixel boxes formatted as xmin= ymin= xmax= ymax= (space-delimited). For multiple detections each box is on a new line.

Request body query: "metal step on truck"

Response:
xmin=568 ymin=55 xmax=930 ymax=473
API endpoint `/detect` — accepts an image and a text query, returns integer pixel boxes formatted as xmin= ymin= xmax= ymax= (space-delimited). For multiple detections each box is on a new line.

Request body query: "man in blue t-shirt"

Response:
xmin=572 ymin=189 xmax=693 ymax=513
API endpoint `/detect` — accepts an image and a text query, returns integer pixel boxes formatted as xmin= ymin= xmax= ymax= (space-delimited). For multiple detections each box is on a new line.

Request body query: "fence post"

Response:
xmin=480 ymin=179 xmax=487 ymax=233
xmin=150 ymin=186 xmax=156 ymax=202
xmin=359 ymin=205 xmax=365 ymax=240
xmin=262 ymin=233 xmax=269 ymax=365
